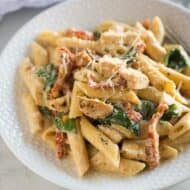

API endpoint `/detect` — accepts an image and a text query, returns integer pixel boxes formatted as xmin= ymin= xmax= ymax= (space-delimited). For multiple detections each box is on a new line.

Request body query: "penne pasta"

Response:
xmin=20 ymin=58 xmax=43 ymax=105
xmin=121 ymin=139 xmax=178 ymax=162
xmin=80 ymin=117 xmax=120 ymax=167
xmin=91 ymin=152 xmax=145 ymax=176
xmin=67 ymin=121 xmax=89 ymax=176
xmin=168 ymin=112 xmax=190 ymax=140
xmin=69 ymin=82 xmax=83 ymax=118
xmin=156 ymin=64 xmax=190 ymax=91
xmin=76 ymin=81 xmax=140 ymax=104
xmin=183 ymin=66 xmax=190 ymax=76
xmin=160 ymin=145 xmax=178 ymax=160
xmin=163 ymin=131 xmax=190 ymax=146
xmin=46 ymin=95 xmax=70 ymax=113
xmin=137 ymin=86 xmax=162 ymax=103
xmin=157 ymin=121 xmax=172 ymax=137
xmin=111 ymin=124 xmax=135 ymax=139
xmin=36 ymin=31 xmax=61 ymax=47
xmin=30 ymin=41 xmax=48 ymax=66
xmin=121 ymin=140 xmax=146 ymax=161
xmin=98 ymin=125 xmax=123 ymax=143
xmin=142 ymin=30 xmax=166 ymax=62
xmin=135 ymin=54 xmax=176 ymax=95
xmin=41 ymin=125 xmax=56 ymax=150
xmin=139 ymin=120 xmax=172 ymax=138
xmin=150 ymin=16 xmax=165 ymax=44
xmin=57 ymin=37 xmax=97 ymax=51
xmin=22 ymin=94 xmax=43 ymax=134
xmin=47 ymin=46 xmax=56 ymax=64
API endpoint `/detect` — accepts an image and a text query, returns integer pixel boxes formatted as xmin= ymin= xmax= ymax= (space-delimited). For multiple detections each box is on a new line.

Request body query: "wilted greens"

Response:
xmin=161 ymin=104 xmax=179 ymax=121
xmin=53 ymin=117 xmax=76 ymax=133
xmin=98 ymin=106 xmax=140 ymax=135
xmin=136 ymin=100 xmax=156 ymax=120
xmin=38 ymin=106 xmax=76 ymax=133
xmin=37 ymin=64 xmax=57 ymax=90
xmin=165 ymin=48 xmax=189 ymax=71
xmin=38 ymin=106 xmax=53 ymax=117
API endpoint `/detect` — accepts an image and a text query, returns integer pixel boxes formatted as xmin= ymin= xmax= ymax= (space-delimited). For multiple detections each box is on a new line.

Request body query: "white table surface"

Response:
xmin=0 ymin=5 xmax=190 ymax=190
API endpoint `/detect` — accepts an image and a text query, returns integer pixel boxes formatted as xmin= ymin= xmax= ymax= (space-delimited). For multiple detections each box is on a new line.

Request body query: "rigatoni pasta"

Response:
xmin=19 ymin=17 xmax=190 ymax=177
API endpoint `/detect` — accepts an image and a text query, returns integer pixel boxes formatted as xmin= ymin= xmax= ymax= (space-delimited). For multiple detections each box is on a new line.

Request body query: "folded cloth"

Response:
xmin=0 ymin=0 xmax=61 ymax=20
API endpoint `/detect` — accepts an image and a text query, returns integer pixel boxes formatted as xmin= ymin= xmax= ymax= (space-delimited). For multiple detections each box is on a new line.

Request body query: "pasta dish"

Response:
xmin=19 ymin=16 xmax=190 ymax=177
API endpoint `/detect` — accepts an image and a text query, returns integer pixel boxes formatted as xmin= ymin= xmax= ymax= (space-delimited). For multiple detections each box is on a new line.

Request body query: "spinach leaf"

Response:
xmin=117 ymin=47 xmax=137 ymax=64
xmin=38 ymin=106 xmax=65 ymax=118
xmin=136 ymin=100 xmax=156 ymax=120
xmin=54 ymin=117 xmax=76 ymax=133
xmin=37 ymin=64 xmax=57 ymax=90
xmin=93 ymin=31 xmax=101 ymax=40
xmin=98 ymin=106 xmax=140 ymax=136
xmin=39 ymin=106 xmax=76 ymax=133
xmin=38 ymin=106 xmax=52 ymax=117
xmin=165 ymin=48 xmax=189 ymax=70
xmin=161 ymin=104 xmax=179 ymax=121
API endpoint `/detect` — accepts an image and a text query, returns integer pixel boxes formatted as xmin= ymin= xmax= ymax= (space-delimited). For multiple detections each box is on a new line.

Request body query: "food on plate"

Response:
xmin=20 ymin=16 xmax=190 ymax=176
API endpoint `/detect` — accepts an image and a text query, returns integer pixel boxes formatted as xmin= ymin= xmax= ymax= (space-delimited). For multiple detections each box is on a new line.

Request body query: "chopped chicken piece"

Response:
xmin=90 ymin=56 xmax=149 ymax=90
xmin=79 ymin=97 xmax=113 ymax=119
xmin=88 ymin=74 xmax=125 ymax=89
xmin=95 ymin=56 xmax=123 ymax=78
xmin=74 ymin=68 xmax=100 ymax=83
xmin=88 ymin=56 xmax=126 ymax=89
xmin=119 ymin=67 xmax=149 ymax=90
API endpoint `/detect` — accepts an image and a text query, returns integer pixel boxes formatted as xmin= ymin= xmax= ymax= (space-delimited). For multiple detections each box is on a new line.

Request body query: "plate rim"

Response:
xmin=0 ymin=0 xmax=190 ymax=189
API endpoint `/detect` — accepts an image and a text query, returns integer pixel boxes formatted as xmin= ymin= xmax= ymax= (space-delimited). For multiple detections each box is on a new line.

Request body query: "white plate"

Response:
xmin=0 ymin=0 xmax=190 ymax=189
